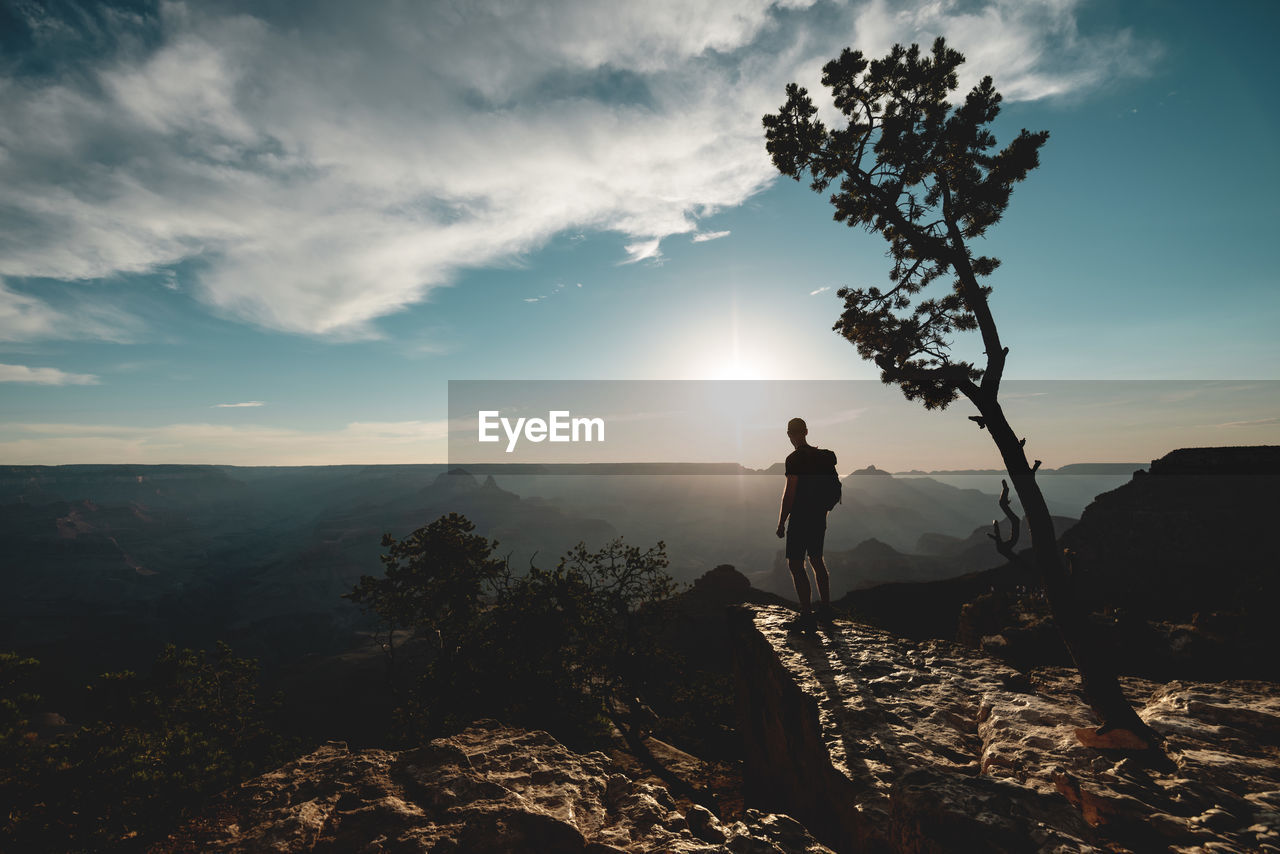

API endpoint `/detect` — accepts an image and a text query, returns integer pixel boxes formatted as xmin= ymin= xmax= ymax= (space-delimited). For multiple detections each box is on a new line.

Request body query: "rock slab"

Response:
xmin=731 ymin=604 xmax=1280 ymax=854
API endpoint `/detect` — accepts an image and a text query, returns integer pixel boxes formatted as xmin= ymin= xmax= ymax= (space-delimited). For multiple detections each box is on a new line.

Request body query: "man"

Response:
xmin=775 ymin=417 xmax=836 ymax=632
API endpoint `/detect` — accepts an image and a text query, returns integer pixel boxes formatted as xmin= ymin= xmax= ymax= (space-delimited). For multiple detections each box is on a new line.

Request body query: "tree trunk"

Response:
xmin=972 ymin=394 xmax=1155 ymax=742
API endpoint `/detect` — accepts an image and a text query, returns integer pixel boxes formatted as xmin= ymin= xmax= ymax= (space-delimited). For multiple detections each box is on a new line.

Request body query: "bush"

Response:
xmin=0 ymin=644 xmax=298 ymax=852
xmin=346 ymin=513 xmax=678 ymax=744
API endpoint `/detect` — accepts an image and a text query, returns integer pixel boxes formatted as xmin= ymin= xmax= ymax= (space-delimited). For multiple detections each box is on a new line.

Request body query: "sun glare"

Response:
xmin=704 ymin=352 xmax=774 ymax=380
xmin=677 ymin=300 xmax=781 ymax=380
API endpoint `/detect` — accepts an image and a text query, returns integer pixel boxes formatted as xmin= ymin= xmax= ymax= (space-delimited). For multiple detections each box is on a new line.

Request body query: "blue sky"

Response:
xmin=0 ymin=0 xmax=1276 ymax=467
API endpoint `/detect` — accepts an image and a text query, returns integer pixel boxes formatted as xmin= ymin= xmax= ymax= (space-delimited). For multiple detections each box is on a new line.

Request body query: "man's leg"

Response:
xmin=785 ymin=518 xmax=820 ymax=631
xmin=809 ymin=556 xmax=830 ymax=607
xmin=809 ymin=517 xmax=831 ymax=621
xmin=787 ymin=557 xmax=812 ymax=612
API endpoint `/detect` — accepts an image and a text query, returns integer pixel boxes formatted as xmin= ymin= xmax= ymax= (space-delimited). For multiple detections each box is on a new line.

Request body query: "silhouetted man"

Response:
xmin=776 ymin=417 xmax=835 ymax=632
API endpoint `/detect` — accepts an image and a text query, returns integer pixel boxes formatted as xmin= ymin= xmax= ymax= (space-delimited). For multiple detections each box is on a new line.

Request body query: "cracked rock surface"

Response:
xmin=160 ymin=604 xmax=1280 ymax=853
xmin=732 ymin=604 xmax=1280 ymax=853
xmin=161 ymin=720 xmax=833 ymax=853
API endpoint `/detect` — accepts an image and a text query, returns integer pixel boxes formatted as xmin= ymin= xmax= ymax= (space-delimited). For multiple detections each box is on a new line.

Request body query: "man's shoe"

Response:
xmin=785 ymin=611 xmax=817 ymax=634
xmin=815 ymin=603 xmax=835 ymax=623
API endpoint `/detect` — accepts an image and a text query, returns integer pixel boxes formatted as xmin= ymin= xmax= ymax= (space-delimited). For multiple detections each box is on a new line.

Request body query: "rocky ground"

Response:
xmin=160 ymin=603 xmax=1280 ymax=853
xmin=733 ymin=604 xmax=1280 ymax=853
xmin=155 ymin=720 xmax=833 ymax=853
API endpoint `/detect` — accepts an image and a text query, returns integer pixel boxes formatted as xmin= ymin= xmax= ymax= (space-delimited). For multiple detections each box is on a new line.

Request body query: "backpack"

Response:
xmin=814 ymin=448 xmax=842 ymax=512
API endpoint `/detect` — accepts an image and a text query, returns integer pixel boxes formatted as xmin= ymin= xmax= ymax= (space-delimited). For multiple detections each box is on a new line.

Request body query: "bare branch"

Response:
xmin=987 ymin=478 xmax=1025 ymax=565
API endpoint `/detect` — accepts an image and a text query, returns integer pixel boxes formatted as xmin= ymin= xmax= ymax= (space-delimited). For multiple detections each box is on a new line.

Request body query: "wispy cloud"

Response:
xmin=212 ymin=401 xmax=266 ymax=408
xmin=0 ymin=281 xmax=140 ymax=343
xmin=523 ymin=282 xmax=574 ymax=303
xmin=0 ymin=1 xmax=1155 ymax=337
xmin=809 ymin=286 xmax=831 ymax=296
xmin=848 ymin=0 xmax=1160 ymax=102
xmin=1217 ymin=416 xmax=1280 ymax=428
xmin=0 ymin=363 xmax=99 ymax=385
xmin=622 ymin=238 xmax=665 ymax=265
xmin=692 ymin=230 xmax=731 ymax=243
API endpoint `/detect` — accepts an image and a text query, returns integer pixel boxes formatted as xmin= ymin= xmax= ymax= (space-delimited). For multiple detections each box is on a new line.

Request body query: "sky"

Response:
xmin=0 ymin=0 xmax=1277 ymax=469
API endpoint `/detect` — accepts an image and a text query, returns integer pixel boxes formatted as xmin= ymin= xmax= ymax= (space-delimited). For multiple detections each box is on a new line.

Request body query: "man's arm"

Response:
xmin=776 ymin=474 xmax=798 ymax=538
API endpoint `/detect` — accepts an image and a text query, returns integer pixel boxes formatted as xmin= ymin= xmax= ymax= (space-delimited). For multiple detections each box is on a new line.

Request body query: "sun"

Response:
xmin=703 ymin=351 xmax=775 ymax=381
xmin=672 ymin=302 xmax=781 ymax=380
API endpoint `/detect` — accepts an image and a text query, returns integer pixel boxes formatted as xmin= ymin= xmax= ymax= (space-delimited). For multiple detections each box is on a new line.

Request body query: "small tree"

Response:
xmin=555 ymin=539 xmax=678 ymax=707
xmin=346 ymin=512 xmax=506 ymax=696
xmin=764 ymin=38 xmax=1152 ymax=741
xmin=482 ymin=539 xmax=676 ymax=740
xmin=346 ymin=513 xmax=678 ymax=743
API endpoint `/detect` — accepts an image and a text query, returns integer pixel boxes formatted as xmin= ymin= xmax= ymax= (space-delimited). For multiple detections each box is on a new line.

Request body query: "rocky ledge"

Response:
xmin=160 ymin=720 xmax=833 ymax=853
xmin=731 ymin=604 xmax=1280 ymax=853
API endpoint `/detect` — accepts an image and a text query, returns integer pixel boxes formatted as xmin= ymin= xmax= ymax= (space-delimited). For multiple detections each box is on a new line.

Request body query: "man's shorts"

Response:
xmin=785 ymin=511 xmax=826 ymax=560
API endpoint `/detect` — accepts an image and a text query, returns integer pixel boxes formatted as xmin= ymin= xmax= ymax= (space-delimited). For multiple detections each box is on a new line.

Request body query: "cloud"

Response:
xmin=0 ymin=363 xmax=100 ymax=385
xmin=809 ymin=286 xmax=831 ymax=296
xmin=622 ymin=238 xmax=665 ymax=264
xmin=524 ymin=281 xmax=574 ymax=302
xmin=212 ymin=401 xmax=266 ymax=408
xmin=1217 ymin=417 xmax=1280 ymax=428
xmin=0 ymin=1 xmax=1155 ymax=337
xmin=0 ymin=419 xmax=450 ymax=465
xmin=0 ymin=281 xmax=139 ymax=343
xmin=692 ymin=230 xmax=731 ymax=243
xmin=848 ymin=0 xmax=1160 ymax=102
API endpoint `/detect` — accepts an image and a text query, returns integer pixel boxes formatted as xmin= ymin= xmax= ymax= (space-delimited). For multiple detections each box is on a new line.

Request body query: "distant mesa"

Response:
xmin=449 ymin=462 xmax=751 ymax=475
xmin=849 ymin=464 xmax=890 ymax=476
xmin=848 ymin=537 xmax=900 ymax=558
xmin=893 ymin=463 xmax=1146 ymax=476
xmin=434 ymin=469 xmax=509 ymax=490
xmin=431 ymin=468 xmax=479 ymax=489
xmin=1049 ymin=462 xmax=1147 ymax=476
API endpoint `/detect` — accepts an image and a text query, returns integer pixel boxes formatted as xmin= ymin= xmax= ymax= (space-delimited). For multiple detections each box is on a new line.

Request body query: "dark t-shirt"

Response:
xmin=785 ymin=445 xmax=838 ymax=515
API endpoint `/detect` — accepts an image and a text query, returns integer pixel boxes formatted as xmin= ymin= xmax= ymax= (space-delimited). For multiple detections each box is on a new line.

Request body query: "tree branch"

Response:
xmin=878 ymin=359 xmax=979 ymax=401
xmin=987 ymin=478 xmax=1026 ymax=566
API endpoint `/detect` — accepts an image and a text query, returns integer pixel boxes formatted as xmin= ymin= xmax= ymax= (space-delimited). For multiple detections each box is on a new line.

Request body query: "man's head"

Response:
xmin=786 ymin=417 xmax=808 ymax=449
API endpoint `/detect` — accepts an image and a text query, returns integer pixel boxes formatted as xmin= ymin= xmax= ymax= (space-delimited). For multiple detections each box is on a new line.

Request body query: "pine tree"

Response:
xmin=763 ymin=37 xmax=1153 ymax=743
